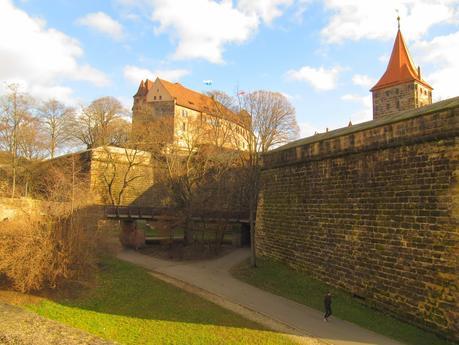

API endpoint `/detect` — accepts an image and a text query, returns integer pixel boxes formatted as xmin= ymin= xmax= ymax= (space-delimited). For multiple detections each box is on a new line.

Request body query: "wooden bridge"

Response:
xmin=104 ymin=206 xmax=156 ymax=220
xmin=104 ymin=206 xmax=249 ymax=224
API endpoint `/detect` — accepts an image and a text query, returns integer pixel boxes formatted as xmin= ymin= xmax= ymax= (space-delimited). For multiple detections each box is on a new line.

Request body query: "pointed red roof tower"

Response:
xmin=371 ymin=18 xmax=433 ymax=119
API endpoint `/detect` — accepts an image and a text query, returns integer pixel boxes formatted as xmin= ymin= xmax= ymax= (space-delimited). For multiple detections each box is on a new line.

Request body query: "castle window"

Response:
xmin=396 ymin=100 xmax=400 ymax=109
xmin=395 ymin=88 xmax=399 ymax=94
xmin=386 ymin=103 xmax=390 ymax=110
xmin=154 ymin=96 xmax=156 ymax=100
xmin=182 ymin=122 xmax=186 ymax=131
xmin=385 ymin=91 xmax=390 ymax=97
xmin=159 ymin=95 xmax=162 ymax=100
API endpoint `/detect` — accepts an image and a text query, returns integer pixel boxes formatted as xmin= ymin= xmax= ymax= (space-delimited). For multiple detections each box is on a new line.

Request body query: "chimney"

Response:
xmin=417 ymin=66 xmax=421 ymax=79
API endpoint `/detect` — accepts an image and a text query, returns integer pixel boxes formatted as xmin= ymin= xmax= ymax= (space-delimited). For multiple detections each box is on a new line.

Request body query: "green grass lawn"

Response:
xmin=137 ymin=220 xmax=184 ymax=238
xmin=231 ymin=257 xmax=455 ymax=345
xmin=25 ymin=257 xmax=298 ymax=345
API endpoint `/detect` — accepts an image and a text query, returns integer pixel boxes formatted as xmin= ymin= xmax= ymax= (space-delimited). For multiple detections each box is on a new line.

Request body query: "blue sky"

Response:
xmin=1 ymin=0 xmax=459 ymax=137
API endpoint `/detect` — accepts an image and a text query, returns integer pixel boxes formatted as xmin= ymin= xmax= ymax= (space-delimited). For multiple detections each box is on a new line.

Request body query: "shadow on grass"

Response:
xmin=30 ymin=257 xmax=267 ymax=331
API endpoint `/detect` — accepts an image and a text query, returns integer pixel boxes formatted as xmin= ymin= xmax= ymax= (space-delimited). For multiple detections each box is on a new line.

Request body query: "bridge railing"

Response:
xmin=104 ymin=206 xmax=155 ymax=220
xmin=104 ymin=206 xmax=249 ymax=223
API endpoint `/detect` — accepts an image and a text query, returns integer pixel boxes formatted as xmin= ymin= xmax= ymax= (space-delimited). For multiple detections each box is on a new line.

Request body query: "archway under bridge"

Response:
xmin=103 ymin=206 xmax=251 ymax=249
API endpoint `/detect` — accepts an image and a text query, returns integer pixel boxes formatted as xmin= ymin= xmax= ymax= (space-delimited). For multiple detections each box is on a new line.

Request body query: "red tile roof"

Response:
xmin=134 ymin=79 xmax=155 ymax=97
xmin=371 ymin=30 xmax=432 ymax=91
xmin=158 ymin=79 xmax=251 ymax=128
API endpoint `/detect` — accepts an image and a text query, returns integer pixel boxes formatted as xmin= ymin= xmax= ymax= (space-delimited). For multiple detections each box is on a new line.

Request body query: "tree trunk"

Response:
xmin=11 ymin=158 xmax=16 ymax=198
xmin=183 ymin=210 xmax=193 ymax=246
xmin=250 ymin=208 xmax=257 ymax=267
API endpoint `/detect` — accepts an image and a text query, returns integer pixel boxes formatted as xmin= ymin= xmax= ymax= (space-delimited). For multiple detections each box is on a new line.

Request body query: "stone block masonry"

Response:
xmin=256 ymin=97 xmax=459 ymax=341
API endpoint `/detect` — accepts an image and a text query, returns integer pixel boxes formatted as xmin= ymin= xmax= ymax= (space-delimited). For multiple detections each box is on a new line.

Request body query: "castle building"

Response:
xmin=371 ymin=22 xmax=433 ymax=119
xmin=132 ymin=78 xmax=251 ymax=150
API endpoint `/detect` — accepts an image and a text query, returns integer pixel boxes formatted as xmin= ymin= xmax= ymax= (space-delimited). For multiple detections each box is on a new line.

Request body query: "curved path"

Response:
xmin=118 ymin=248 xmax=404 ymax=345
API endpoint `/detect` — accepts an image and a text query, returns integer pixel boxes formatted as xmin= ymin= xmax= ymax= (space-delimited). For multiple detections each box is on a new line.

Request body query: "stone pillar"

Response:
xmin=232 ymin=224 xmax=242 ymax=247
xmin=119 ymin=220 xmax=145 ymax=249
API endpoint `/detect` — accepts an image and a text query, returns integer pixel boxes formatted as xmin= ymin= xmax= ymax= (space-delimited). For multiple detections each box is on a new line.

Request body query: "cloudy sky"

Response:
xmin=1 ymin=0 xmax=459 ymax=137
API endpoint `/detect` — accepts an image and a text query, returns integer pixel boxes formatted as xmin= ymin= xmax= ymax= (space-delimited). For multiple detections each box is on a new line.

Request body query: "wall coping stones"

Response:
xmin=263 ymin=96 xmax=459 ymax=169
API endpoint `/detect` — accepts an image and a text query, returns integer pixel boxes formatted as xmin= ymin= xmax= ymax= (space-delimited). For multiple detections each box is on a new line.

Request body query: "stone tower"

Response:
xmin=371 ymin=21 xmax=433 ymax=120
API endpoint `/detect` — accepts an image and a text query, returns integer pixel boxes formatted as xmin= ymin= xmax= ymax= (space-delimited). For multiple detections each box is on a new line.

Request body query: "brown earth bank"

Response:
xmin=0 ymin=302 xmax=115 ymax=345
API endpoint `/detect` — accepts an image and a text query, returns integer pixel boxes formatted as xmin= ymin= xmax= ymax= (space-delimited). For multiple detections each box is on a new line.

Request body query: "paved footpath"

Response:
xmin=118 ymin=248 xmax=404 ymax=345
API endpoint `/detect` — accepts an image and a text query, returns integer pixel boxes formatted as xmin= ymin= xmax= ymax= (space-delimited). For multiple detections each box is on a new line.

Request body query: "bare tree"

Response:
xmin=242 ymin=91 xmax=299 ymax=152
xmin=96 ymin=146 xmax=148 ymax=206
xmin=136 ymin=115 xmax=223 ymax=244
xmin=239 ymin=90 xmax=299 ymax=266
xmin=16 ymin=116 xmax=47 ymax=160
xmin=38 ymin=99 xmax=75 ymax=158
xmin=73 ymin=97 xmax=130 ymax=149
xmin=0 ymin=84 xmax=35 ymax=197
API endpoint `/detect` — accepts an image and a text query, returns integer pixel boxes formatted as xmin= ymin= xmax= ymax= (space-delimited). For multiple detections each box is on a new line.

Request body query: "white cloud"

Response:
xmin=0 ymin=0 xmax=109 ymax=104
xmin=378 ymin=54 xmax=389 ymax=64
xmin=414 ymin=31 xmax=459 ymax=100
xmin=120 ymin=0 xmax=292 ymax=63
xmin=237 ymin=0 xmax=293 ymax=23
xmin=77 ymin=12 xmax=124 ymax=40
xmin=286 ymin=66 xmax=342 ymax=91
xmin=150 ymin=0 xmax=260 ymax=63
xmin=321 ymin=0 xmax=458 ymax=44
xmin=123 ymin=65 xmax=190 ymax=84
xmin=292 ymin=0 xmax=312 ymax=23
xmin=352 ymin=74 xmax=374 ymax=88
xmin=341 ymin=93 xmax=372 ymax=123
xmin=299 ymin=121 xmax=320 ymax=137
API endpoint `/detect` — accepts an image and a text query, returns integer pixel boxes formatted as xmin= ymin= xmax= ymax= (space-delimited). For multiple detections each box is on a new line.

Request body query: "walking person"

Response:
xmin=323 ymin=291 xmax=332 ymax=321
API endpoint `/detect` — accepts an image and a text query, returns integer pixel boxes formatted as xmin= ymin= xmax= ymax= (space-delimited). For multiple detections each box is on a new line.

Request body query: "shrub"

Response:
xmin=0 ymin=211 xmax=99 ymax=293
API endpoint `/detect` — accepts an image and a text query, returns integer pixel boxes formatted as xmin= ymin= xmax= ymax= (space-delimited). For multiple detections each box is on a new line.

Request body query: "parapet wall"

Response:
xmin=257 ymin=97 xmax=459 ymax=340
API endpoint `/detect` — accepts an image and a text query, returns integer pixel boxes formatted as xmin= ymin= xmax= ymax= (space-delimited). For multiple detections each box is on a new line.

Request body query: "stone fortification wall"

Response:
xmin=0 ymin=197 xmax=42 ymax=220
xmin=256 ymin=98 xmax=459 ymax=340
xmin=90 ymin=146 xmax=154 ymax=206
